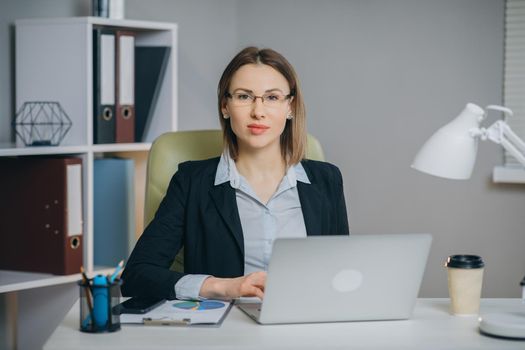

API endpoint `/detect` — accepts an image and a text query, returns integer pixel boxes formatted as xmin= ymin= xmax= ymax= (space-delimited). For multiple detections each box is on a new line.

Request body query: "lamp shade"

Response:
xmin=411 ymin=103 xmax=484 ymax=180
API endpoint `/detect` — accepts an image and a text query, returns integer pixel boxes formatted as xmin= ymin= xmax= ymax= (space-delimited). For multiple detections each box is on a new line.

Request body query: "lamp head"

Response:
xmin=411 ymin=103 xmax=484 ymax=180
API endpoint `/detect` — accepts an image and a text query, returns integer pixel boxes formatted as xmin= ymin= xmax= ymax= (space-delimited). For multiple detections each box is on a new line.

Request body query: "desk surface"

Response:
xmin=44 ymin=298 xmax=525 ymax=349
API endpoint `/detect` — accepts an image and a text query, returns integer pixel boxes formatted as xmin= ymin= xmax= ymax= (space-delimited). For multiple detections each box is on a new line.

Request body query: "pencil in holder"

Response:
xmin=78 ymin=276 xmax=122 ymax=333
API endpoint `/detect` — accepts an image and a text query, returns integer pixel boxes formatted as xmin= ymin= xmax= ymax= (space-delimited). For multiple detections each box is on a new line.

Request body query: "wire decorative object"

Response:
xmin=13 ymin=101 xmax=72 ymax=146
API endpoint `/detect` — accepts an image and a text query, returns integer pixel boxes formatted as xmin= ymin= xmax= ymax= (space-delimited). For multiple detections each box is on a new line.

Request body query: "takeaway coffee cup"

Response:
xmin=445 ymin=254 xmax=484 ymax=315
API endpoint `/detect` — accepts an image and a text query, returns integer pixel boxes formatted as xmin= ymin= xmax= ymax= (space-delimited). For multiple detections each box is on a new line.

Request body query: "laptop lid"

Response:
xmin=256 ymin=233 xmax=432 ymax=324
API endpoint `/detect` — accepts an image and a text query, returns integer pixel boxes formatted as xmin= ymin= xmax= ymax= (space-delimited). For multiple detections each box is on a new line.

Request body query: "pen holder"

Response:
xmin=78 ymin=276 xmax=122 ymax=333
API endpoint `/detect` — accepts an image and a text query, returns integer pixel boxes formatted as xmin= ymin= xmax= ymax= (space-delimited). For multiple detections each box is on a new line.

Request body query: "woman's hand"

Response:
xmin=199 ymin=271 xmax=267 ymax=300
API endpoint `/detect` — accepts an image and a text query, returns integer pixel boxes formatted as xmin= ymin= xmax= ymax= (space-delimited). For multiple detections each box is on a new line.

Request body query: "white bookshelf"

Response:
xmin=0 ymin=144 xmax=90 ymax=157
xmin=0 ymin=17 xmax=178 ymax=293
xmin=0 ymin=268 xmax=113 ymax=294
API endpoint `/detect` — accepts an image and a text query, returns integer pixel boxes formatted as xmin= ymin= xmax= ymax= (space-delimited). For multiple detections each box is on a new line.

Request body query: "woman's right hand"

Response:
xmin=199 ymin=271 xmax=267 ymax=300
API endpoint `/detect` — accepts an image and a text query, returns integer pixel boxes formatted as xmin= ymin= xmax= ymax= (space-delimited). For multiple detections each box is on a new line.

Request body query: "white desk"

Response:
xmin=44 ymin=298 xmax=525 ymax=349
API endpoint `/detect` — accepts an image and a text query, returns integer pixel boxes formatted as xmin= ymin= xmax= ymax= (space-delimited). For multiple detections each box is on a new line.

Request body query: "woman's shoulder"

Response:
xmin=177 ymin=157 xmax=221 ymax=177
xmin=300 ymin=159 xmax=342 ymax=175
xmin=300 ymin=159 xmax=343 ymax=185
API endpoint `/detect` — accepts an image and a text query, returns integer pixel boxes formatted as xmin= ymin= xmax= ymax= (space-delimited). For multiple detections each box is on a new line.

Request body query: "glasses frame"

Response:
xmin=225 ymin=91 xmax=293 ymax=107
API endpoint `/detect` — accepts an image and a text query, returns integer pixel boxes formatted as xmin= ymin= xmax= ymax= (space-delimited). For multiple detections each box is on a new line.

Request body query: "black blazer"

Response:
xmin=121 ymin=157 xmax=349 ymax=299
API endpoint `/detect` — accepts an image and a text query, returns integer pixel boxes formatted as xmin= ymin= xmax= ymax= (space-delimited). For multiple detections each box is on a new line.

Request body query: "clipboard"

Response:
xmin=120 ymin=299 xmax=233 ymax=327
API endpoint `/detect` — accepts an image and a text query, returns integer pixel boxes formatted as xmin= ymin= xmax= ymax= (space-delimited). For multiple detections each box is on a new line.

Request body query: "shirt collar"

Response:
xmin=214 ymin=151 xmax=311 ymax=188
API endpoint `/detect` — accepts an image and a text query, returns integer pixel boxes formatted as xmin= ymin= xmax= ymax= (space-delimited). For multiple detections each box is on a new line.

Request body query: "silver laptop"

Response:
xmin=237 ymin=233 xmax=432 ymax=324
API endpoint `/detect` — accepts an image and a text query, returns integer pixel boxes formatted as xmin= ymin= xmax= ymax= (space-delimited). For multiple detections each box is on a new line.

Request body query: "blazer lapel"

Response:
xmin=297 ymin=181 xmax=324 ymax=236
xmin=209 ymin=183 xmax=245 ymax=256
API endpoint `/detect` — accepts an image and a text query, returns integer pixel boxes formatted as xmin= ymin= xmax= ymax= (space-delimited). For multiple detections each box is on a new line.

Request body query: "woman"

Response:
xmin=121 ymin=47 xmax=349 ymax=301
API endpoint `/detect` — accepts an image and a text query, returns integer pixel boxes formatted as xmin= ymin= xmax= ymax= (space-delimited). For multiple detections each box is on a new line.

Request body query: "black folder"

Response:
xmin=93 ymin=28 xmax=116 ymax=144
xmin=0 ymin=157 xmax=84 ymax=275
xmin=134 ymin=46 xmax=171 ymax=142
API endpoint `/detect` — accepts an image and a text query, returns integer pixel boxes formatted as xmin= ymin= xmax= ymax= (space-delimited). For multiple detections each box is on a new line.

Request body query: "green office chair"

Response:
xmin=144 ymin=129 xmax=325 ymax=272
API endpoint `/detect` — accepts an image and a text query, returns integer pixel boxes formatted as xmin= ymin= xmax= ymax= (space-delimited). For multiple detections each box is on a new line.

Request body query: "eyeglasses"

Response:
xmin=226 ymin=92 xmax=292 ymax=107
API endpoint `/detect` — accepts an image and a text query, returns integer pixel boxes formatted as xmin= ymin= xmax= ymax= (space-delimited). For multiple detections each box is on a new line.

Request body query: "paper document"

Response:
xmin=120 ymin=299 xmax=232 ymax=326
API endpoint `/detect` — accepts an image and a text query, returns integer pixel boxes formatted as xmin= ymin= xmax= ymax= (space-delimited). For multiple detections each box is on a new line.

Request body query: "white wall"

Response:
xmin=0 ymin=0 xmax=89 ymax=143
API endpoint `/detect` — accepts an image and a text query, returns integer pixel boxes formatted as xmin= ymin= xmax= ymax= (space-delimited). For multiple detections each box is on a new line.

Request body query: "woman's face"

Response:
xmin=222 ymin=63 xmax=292 ymax=155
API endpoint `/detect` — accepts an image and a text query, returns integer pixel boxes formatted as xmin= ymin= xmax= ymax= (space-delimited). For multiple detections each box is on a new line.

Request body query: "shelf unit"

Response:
xmin=0 ymin=268 xmax=114 ymax=294
xmin=0 ymin=17 xmax=178 ymax=294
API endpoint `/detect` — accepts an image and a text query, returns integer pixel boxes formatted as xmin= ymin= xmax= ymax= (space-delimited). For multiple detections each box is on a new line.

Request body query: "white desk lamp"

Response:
xmin=411 ymin=102 xmax=525 ymax=339
xmin=412 ymin=103 xmax=525 ymax=179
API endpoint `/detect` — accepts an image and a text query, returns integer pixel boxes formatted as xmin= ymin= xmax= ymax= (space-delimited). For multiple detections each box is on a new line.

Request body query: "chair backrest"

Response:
xmin=144 ymin=130 xmax=223 ymax=227
xmin=143 ymin=129 xmax=325 ymax=271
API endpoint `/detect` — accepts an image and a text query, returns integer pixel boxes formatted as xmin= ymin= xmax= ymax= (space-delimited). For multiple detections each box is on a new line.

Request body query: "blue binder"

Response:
xmin=94 ymin=158 xmax=135 ymax=267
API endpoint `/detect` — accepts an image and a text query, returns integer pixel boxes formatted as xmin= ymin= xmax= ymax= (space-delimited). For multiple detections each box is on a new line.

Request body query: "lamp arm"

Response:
xmin=485 ymin=105 xmax=514 ymax=118
xmin=483 ymin=120 xmax=525 ymax=166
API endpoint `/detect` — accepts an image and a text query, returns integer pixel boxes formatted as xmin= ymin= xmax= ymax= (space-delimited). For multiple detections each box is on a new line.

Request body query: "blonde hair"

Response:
xmin=217 ymin=47 xmax=306 ymax=165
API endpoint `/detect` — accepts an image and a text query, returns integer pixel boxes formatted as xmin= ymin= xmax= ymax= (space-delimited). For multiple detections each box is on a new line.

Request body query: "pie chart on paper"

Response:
xmin=173 ymin=301 xmax=225 ymax=311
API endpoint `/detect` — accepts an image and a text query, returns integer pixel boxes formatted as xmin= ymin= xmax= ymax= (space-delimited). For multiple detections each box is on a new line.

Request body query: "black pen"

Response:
xmin=80 ymin=266 xmax=95 ymax=329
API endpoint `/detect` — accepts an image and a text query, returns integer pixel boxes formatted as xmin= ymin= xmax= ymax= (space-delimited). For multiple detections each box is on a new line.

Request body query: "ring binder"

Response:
xmin=0 ymin=157 xmax=84 ymax=275
xmin=93 ymin=28 xmax=116 ymax=144
xmin=115 ymin=30 xmax=136 ymax=143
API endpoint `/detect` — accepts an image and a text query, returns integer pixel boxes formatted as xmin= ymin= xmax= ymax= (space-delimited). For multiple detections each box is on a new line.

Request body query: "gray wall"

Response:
xmin=236 ymin=0 xmax=525 ymax=299
xmin=235 ymin=0 xmax=524 ymax=299
xmin=0 ymin=0 xmax=523 ymax=301
xmin=134 ymin=0 xmax=525 ymax=298
xmin=125 ymin=0 xmax=238 ymax=131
